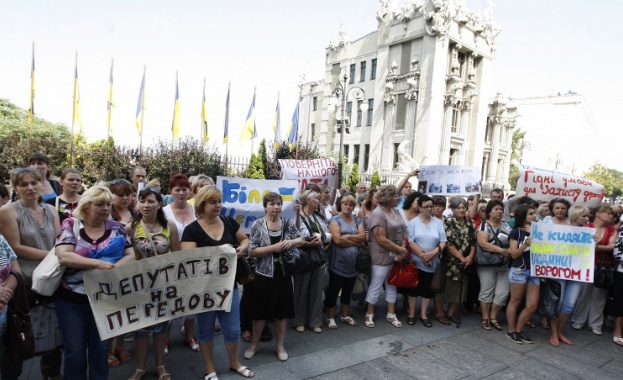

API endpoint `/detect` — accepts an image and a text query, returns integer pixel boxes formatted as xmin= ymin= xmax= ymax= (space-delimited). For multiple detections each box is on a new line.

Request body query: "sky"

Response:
xmin=1 ymin=0 xmax=621 ymax=171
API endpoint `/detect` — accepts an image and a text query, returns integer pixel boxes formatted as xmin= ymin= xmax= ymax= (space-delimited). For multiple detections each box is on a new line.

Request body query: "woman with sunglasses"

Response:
xmin=46 ymin=168 xmax=82 ymax=222
xmin=125 ymin=187 xmax=180 ymax=380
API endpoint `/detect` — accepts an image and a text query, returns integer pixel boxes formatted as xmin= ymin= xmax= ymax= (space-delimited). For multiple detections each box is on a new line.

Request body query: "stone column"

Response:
xmin=487 ymin=120 xmax=500 ymax=181
xmin=438 ymin=104 xmax=452 ymax=164
xmin=381 ymin=102 xmax=395 ymax=170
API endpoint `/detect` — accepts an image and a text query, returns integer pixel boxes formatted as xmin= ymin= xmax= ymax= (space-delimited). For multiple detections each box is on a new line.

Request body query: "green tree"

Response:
xmin=257 ymin=139 xmax=269 ymax=178
xmin=509 ymin=128 xmax=528 ymax=190
xmin=268 ymin=140 xmax=321 ymax=179
xmin=245 ymin=153 xmax=264 ymax=179
xmin=347 ymin=163 xmax=360 ymax=193
xmin=371 ymin=169 xmax=382 ymax=189
xmin=583 ymin=162 xmax=623 ymax=201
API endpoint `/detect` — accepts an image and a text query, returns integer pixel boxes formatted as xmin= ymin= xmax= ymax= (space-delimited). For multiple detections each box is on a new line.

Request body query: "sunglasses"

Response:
xmin=109 ymin=178 xmax=131 ymax=186
xmin=140 ymin=186 xmax=160 ymax=195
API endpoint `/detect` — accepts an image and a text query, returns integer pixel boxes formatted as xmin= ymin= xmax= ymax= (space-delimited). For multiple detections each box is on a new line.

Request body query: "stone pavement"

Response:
xmin=22 ymin=303 xmax=623 ymax=379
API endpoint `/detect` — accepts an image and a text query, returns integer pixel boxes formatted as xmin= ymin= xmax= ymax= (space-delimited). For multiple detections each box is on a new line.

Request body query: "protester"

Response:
xmin=29 ymin=153 xmax=61 ymax=203
xmin=490 ymin=188 xmax=504 ymax=202
xmin=181 ymin=186 xmax=254 ymax=379
xmin=0 ymin=184 xmax=11 ymax=207
xmin=47 ymin=168 xmax=82 ymax=222
xmin=358 ymin=188 xmax=378 ymax=240
xmin=611 ymin=227 xmax=623 ymax=346
xmin=318 ymin=184 xmax=337 ymax=222
xmin=0 ymin=234 xmax=20 ymax=354
xmin=394 ymin=169 xmax=419 ymax=209
xmin=125 ymin=187 xmax=180 ymax=380
xmin=432 ymin=195 xmax=446 ymax=221
xmin=55 ymin=185 xmax=135 ymax=380
xmin=188 ymin=174 xmax=214 ymax=206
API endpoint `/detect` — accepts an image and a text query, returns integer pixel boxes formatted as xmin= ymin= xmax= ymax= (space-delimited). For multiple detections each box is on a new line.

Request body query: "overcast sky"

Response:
xmin=1 ymin=0 xmax=620 ymax=171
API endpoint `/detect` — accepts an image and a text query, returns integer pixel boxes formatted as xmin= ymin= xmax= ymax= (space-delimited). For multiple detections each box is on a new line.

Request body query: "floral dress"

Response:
xmin=443 ymin=216 xmax=476 ymax=281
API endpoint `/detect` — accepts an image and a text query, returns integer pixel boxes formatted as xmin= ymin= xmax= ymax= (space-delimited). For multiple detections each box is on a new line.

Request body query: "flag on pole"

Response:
xmin=286 ymin=102 xmax=299 ymax=148
xmin=239 ymin=87 xmax=256 ymax=142
xmin=272 ymin=92 xmax=281 ymax=149
xmin=106 ymin=58 xmax=114 ymax=134
xmin=72 ymin=52 xmax=83 ymax=133
xmin=172 ymin=72 xmax=180 ymax=140
xmin=28 ymin=42 xmax=35 ymax=125
xmin=223 ymin=81 xmax=230 ymax=144
xmin=135 ymin=67 xmax=146 ymax=137
xmin=201 ymin=77 xmax=208 ymax=143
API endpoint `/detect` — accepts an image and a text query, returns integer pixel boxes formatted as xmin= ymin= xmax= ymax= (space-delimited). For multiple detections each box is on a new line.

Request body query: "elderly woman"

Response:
xmin=406 ymin=196 xmax=447 ymax=327
xmin=246 ymin=192 xmax=305 ymax=361
xmin=181 ymin=186 xmax=253 ymax=379
xmin=433 ymin=197 xmax=475 ymax=325
xmin=55 ymin=186 xmax=135 ymax=380
xmin=325 ymin=194 xmax=366 ymax=329
xmin=476 ymin=199 xmax=511 ymax=332
xmin=125 ymin=187 xmax=180 ymax=380
xmin=365 ymin=185 xmax=408 ymax=328
xmin=163 ymin=173 xmax=199 ymax=350
xmin=572 ymin=205 xmax=617 ymax=336
xmin=0 ymin=167 xmax=62 ymax=380
xmin=505 ymin=204 xmax=539 ymax=344
xmin=548 ymin=204 xmax=591 ymax=347
xmin=47 ymin=168 xmax=83 ymax=222
xmin=29 ymin=153 xmax=61 ymax=203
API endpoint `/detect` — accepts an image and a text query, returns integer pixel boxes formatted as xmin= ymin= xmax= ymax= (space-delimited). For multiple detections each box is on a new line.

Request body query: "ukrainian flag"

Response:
xmin=107 ymin=58 xmax=114 ymax=134
xmin=273 ymin=93 xmax=281 ymax=149
xmin=28 ymin=42 xmax=35 ymax=125
xmin=72 ymin=53 xmax=83 ymax=133
xmin=201 ymin=77 xmax=208 ymax=143
xmin=223 ymin=82 xmax=230 ymax=144
xmin=239 ymin=87 xmax=256 ymax=142
xmin=172 ymin=72 xmax=180 ymax=140
xmin=286 ymin=102 xmax=299 ymax=148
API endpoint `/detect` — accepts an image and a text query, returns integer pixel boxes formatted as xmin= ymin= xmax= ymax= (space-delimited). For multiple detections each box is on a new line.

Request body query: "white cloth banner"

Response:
xmin=530 ymin=223 xmax=595 ymax=282
xmin=516 ymin=165 xmax=605 ymax=208
xmin=279 ymin=158 xmax=337 ymax=192
xmin=84 ymin=246 xmax=237 ymax=340
xmin=217 ymin=176 xmax=300 ymax=234
xmin=416 ymin=165 xmax=482 ymax=195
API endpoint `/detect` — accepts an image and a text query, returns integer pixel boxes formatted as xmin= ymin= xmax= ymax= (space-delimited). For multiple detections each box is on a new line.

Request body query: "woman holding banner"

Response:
xmin=181 ymin=185 xmax=254 ymax=379
xmin=125 ymin=187 xmax=180 ymax=380
xmin=55 ymin=185 xmax=135 ymax=380
xmin=246 ymin=192 xmax=305 ymax=362
xmin=548 ymin=204 xmax=590 ymax=347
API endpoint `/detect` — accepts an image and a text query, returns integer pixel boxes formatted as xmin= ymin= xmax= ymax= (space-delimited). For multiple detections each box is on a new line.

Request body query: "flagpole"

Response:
xmin=251 ymin=87 xmax=255 ymax=156
xmin=106 ymin=57 xmax=114 ymax=180
xmin=70 ymin=51 xmax=78 ymax=167
xmin=201 ymin=77 xmax=207 ymax=144
xmin=224 ymin=81 xmax=230 ymax=169
xmin=172 ymin=71 xmax=178 ymax=152
xmin=28 ymin=41 xmax=35 ymax=154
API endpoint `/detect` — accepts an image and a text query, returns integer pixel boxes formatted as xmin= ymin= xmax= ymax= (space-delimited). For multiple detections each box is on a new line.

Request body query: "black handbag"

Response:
xmin=236 ymin=257 xmax=254 ymax=285
xmin=297 ymin=216 xmax=327 ymax=274
xmin=538 ymin=278 xmax=561 ymax=319
xmin=356 ymin=245 xmax=371 ymax=273
xmin=430 ymin=245 xmax=447 ymax=293
xmin=594 ymin=252 xmax=614 ymax=289
xmin=4 ymin=270 xmax=36 ymax=361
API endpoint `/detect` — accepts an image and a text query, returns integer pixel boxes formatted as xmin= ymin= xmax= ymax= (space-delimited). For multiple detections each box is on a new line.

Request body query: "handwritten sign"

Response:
xmin=516 ymin=165 xmax=605 ymax=208
xmin=84 ymin=246 xmax=237 ymax=340
xmin=217 ymin=176 xmax=299 ymax=234
xmin=279 ymin=158 xmax=337 ymax=192
xmin=530 ymin=223 xmax=595 ymax=282
xmin=416 ymin=165 xmax=481 ymax=195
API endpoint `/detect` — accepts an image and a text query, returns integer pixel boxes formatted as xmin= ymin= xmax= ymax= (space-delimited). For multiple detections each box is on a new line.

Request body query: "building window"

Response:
xmin=451 ymin=107 xmax=460 ymax=133
xmin=367 ymin=99 xmax=374 ymax=126
xmin=346 ymin=101 xmax=353 ymax=124
xmin=354 ymin=144 xmax=360 ymax=166
xmin=393 ymin=143 xmax=400 ymax=169
xmin=485 ymin=117 xmax=492 ymax=143
xmin=344 ymin=144 xmax=350 ymax=162
xmin=311 ymin=123 xmax=315 ymax=139
xmin=449 ymin=148 xmax=458 ymax=165
xmin=360 ymin=61 xmax=366 ymax=82
xmin=458 ymin=52 xmax=466 ymax=78
xmin=395 ymin=94 xmax=406 ymax=130
xmin=371 ymin=59 xmax=377 ymax=80
xmin=364 ymin=144 xmax=370 ymax=171
xmin=349 ymin=64 xmax=355 ymax=84
xmin=356 ymin=100 xmax=363 ymax=127
xmin=312 ymin=96 xmax=317 ymax=111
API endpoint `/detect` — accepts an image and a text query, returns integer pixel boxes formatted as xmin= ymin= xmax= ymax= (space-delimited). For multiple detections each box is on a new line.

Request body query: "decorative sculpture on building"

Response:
xmin=329 ymin=22 xmax=350 ymax=51
xmin=423 ymin=0 xmax=452 ymax=36
xmin=394 ymin=141 xmax=420 ymax=172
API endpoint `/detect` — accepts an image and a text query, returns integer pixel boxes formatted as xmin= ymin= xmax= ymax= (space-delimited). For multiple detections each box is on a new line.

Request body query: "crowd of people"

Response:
xmin=0 ymin=154 xmax=623 ymax=380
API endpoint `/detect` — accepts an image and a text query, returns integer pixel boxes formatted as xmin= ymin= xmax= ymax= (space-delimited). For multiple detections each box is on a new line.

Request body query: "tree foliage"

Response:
xmin=347 ymin=163 xmax=361 ymax=194
xmin=583 ymin=162 xmax=623 ymax=200
xmin=258 ymin=139 xmax=269 ymax=177
xmin=268 ymin=140 xmax=321 ymax=179
xmin=245 ymin=154 xmax=265 ymax=179
xmin=509 ymin=128 xmax=528 ymax=190
xmin=371 ymin=169 xmax=382 ymax=189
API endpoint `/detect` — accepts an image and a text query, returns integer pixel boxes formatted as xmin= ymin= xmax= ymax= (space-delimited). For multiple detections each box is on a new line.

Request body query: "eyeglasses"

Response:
xmin=140 ymin=186 xmax=160 ymax=195
xmin=109 ymin=179 xmax=131 ymax=186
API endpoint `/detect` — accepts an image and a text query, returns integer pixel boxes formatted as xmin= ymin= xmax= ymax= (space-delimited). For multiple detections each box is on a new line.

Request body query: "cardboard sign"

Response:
xmin=516 ymin=165 xmax=605 ymax=208
xmin=217 ymin=176 xmax=300 ymax=234
xmin=84 ymin=246 xmax=237 ymax=340
xmin=530 ymin=223 xmax=595 ymax=282
xmin=279 ymin=158 xmax=337 ymax=192
xmin=416 ymin=165 xmax=482 ymax=195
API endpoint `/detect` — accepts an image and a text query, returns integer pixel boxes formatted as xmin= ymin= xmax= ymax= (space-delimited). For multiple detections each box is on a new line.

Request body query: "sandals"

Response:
xmin=364 ymin=313 xmax=375 ymax=328
xmin=326 ymin=318 xmax=338 ymax=329
xmin=340 ymin=315 xmax=357 ymax=326
xmin=490 ymin=319 xmax=503 ymax=331
xmin=613 ymin=337 xmax=623 ymax=346
xmin=230 ymin=365 xmax=254 ymax=378
xmin=420 ymin=317 xmax=432 ymax=328
xmin=156 ymin=365 xmax=171 ymax=380
xmin=241 ymin=331 xmax=253 ymax=343
xmin=406 ymin=316 xmax=416 ymax=325
xmin=447 ymin=315 xmax=460 ymax=324
xmin=108 ymin=353 xmax=120 ymax=368
xmin=185 ymin=338 xmax=200 ymax=351
xmin=435 ymin=315 xmax=451 ymax=325
xmin=127 ymin=368 xmax=145 ymax=380
xmin=204 ymin=372 xmax=219 ymax=380
xmin=386 ymin=313 xmax=402 ymax=328
xmin=526 ymin=320 xmax=536 ymax=329
xmin=481 ymin=319 xmax=492 ymax=331
xmin=114 ymin=348 xmax=133 ymax=363
xmin=539 ymin=321 xmax=551 ymax=329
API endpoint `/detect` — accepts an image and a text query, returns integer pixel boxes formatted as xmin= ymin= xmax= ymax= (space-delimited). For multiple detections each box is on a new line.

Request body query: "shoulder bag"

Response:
xmin=5 ymin=270 xmax=36 ymax=361
xmin=474 ymin=222 xmax=506 ymax=266
xmin=297 ymin=215 xmax=328 ymax=273
xmin=356 ymin=244 xmax=371 ymax=273
xmin=430 ymin=244 xmax=447 ymax=293
xmin=594 ymin=252 xmax=614 ymax=289
xmin=221 ymin=216 xmax=254 ymax=285
xmin=32 ymin=217 xmax=79 ymax=296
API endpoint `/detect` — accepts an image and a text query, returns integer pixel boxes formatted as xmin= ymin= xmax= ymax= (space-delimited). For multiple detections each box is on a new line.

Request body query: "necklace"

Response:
xmin=144 ymin=219 xmax=159 ymax=232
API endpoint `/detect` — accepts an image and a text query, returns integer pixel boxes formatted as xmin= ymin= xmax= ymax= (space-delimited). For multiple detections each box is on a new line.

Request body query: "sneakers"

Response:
xmin=506 ymin=332 xmax=524 ymax=344
xmin=591 ymin=328 xmax=602 ymax=336
xmin=516 ymin=331 xmax=533 ymax=344
xmin=571 ymin=322 xmax=583 ymax=330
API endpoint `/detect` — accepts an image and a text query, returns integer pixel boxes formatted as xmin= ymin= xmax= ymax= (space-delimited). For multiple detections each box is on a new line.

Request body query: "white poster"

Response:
xmin=217 ymin=176 xmax=300 ymax=234
xmin=416 ymin=165 xmax=482 ymax=196
xmin=279 ymin=158 xmax=337 ymax=192
xmin=515 ymin=165 xmax=605 ymax=208
xmin=84 ymin=246 xmax=237 ymax=340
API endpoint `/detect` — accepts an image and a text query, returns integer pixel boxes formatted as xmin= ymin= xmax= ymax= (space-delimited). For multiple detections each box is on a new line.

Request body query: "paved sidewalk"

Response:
xmin=22 ymin=305 xmax=623 ymax=379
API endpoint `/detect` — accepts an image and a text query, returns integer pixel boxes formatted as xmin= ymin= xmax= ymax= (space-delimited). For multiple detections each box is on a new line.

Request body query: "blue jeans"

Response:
xmin=196 ymin=287 xmax=241 ymax=344
xmin=556 ymin=279 xmax=582 ymax=314
xmin=55 ymin=298 xmax=108 ymax=380
xmin=508 ymin=267 xmax=540 ymax=285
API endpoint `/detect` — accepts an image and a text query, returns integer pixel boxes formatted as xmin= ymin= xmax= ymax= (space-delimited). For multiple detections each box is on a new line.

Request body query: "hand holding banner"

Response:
xmin=279 ymin=158 xmax=337 ymax=192
xmin=416 ymin=165 xmax=482 ymax=196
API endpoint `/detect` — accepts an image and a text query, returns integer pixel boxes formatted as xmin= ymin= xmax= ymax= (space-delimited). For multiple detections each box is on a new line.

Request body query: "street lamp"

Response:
xmin=328 ymin=73 xmax=368 ymax=188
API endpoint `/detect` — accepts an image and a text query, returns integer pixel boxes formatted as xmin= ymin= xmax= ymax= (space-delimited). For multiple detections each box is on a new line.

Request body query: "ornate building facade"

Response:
xmin=298 ymin=0 xmax=517 ymax=191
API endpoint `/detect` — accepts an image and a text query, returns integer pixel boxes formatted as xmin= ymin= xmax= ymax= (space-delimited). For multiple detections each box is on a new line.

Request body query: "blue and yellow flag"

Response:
xmin=72 ymin=52 xmax=83 ymax=133
xmin=239 ymin=87 xmax=256 ymax=142
xmin=106 ymin=58 xmax=114 ymax=134
xmin=272 ymin=92 xmax=281 ymax=149
xmin=286 ymin=102 xmax=299 ymax=148
xmin=223 ymin=81 xmax=230 ymax=144
xmin=135 ymin=67 xmax=146 ymax=137
xmin=28 ymin=42 xmax=35 ymax=125
xmin=172 ymin=72 xmax=180 ymax=140
xmin=201 ymin=77 xmax=208 ymax=143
